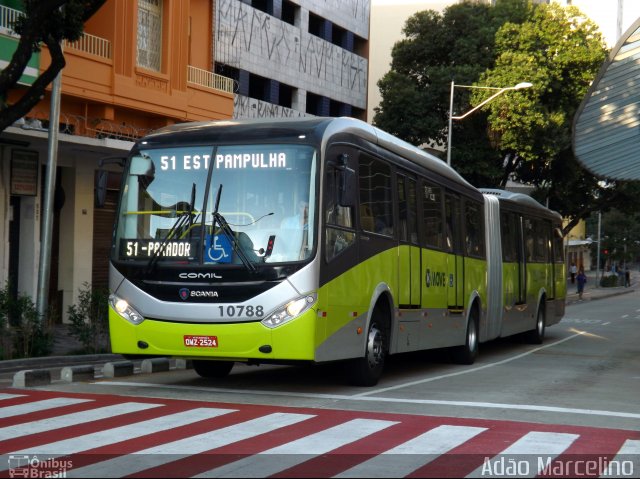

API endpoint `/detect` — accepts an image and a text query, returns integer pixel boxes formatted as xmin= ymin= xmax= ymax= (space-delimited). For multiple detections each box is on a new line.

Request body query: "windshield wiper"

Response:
xmin=210 ymin=184 xmax=257 ymax=274
xmin=146 ymin=182 xmax=196 ymax=272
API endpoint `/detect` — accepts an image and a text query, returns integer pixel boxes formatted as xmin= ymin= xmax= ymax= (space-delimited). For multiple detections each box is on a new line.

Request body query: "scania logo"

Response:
xmin=179 ymin=272 xmax=222 ymax=279
xmin=190 ymin=290 xmax=219 ymax=297
xmin=179 ymin=288 xmax=219 ymax=300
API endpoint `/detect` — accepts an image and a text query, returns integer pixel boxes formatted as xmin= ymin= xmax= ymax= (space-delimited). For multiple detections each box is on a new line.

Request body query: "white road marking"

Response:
xmin=0 ymin=393 xmax=24 ymax=401
xmin=353 ymin=332 xmax=587 ymax=397
xmin=90 ymin=330 xmax=640 ymax=421
xmin=96 ymin=381 xmax=640 ymax=420
xmin=70 ymin=412 xmax=315 ymax=478
xmin=0 ymin=397 xmax=91 ymax=418
xmin=195 ymin=418 xmax=397 ymax=478
xmin=467 ymin=431 xmax=579 ymax=478
xmin=0 ymin=407 xmax=235 ymax=472
xmin=603 ymin=440 xmax=640 ymax=477
xmin=336 ymin=425 xmax=486 ymax=478
xmin=0 ymin=402 xmax=162 ymax=441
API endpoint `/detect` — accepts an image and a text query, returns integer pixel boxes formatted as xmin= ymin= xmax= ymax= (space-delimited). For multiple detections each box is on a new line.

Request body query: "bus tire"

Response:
xmin=347 ymin=310 xmax=388 ymax=387
xmin=451 ymin=310 xmax=478 ymax=365
xmin=193 ymin=360 xmax=234 ymax=378
xmin=525 ymin=302 xmax=546 ymax=344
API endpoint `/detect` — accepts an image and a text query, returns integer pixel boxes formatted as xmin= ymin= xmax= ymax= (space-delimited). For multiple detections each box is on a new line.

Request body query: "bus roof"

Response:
xmin=138 ymin=117 xmax=476 ymax=192
xmin=480 ymin=188 xmax=562 ymax=221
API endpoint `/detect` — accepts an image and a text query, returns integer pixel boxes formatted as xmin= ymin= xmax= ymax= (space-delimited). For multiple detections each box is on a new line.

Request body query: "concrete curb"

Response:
xmin=60 ymin=365 xmax=96 ymax=383
xmin=141 ymin=357 xmax=170 ymax=374
xmin=5 ymin=357 xmax=197 ymax=388
xmin=175 ymin=359 xmax=193 ymax=370
xmin=12 ymin=369 xmax=51 ymax=388
xmin=102 ymin=361 xmax=135 ymax=378
xmin=1 ymin=354 xmax=123 ymax=375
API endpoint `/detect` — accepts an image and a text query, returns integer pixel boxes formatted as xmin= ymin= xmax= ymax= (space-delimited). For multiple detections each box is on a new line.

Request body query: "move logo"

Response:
xmin=425 ymin=269 xmax=447 ymax=288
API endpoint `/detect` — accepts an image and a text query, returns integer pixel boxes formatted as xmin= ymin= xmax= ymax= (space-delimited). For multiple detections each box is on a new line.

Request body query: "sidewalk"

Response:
xmin=0 ymin=324 xmax=123 ymax=377
xmin=565 ymin=269 xmax=635 ymax=305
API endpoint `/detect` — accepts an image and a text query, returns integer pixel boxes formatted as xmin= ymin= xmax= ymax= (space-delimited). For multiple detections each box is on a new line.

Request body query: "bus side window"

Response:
xmin=423 ymin=181 xmax=443 ymax=248
xmin=397 ymin=175 xmax=418 ymax=244
xmin=524 ymin=218 xmax=535 ymax=262
xmin=500 ymin=212 xmax=518 ymax=262
xmin=464 ymin=200 xmax=485 ymax=258
xmin=326 ymin=168 xmax=354 ymax=228
xmin=553 ymin=226 xmax=564 ymax=264
xmin=358 ymin=155 xmax=393 ymax=236
xmin=325 ymin=159 xmax=355 ymax=261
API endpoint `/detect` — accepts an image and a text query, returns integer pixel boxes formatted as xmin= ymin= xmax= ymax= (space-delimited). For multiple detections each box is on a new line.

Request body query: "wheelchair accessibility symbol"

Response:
xmin=204 ymin=234 xmax=232 ymax=263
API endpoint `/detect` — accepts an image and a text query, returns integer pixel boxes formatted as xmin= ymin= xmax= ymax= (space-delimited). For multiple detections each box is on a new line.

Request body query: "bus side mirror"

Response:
xmin=95 ymin=169 xmax=108 ymax=208
xmin=95 ymin=155 xmax=126 ymax=208
xmin=339 ymin=167 xmax=356 ymax=207
xmin=337 ymin=153 xmax=356 ymax=207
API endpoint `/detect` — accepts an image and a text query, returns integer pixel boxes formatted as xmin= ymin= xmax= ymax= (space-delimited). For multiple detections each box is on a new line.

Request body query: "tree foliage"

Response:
xmin=476 ymin=3 xmax=634 ymax=234
xmin=596 ymin=209 xmax=640 ymax=267
xmin=0 ymin=0 xmax=106 ymax=132
xmin=373 ymin=0 xmax=640 ymax=234
xmin=373 ymin=0 xmax=530 ymax=186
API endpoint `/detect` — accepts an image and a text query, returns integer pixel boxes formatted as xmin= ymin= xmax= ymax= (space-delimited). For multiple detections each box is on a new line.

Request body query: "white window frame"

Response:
xmin=137 ymin=0 xmax=163 ymax=72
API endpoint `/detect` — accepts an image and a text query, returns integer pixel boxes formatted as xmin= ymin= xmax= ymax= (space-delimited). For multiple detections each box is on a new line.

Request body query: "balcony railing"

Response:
xmin=1 ymin=4 xmax=111 ymax=59
xmin=64 ymin=32 xmax=112 ymax=60
xmin=0 ymin=4 xmax=21 ymax=36
xmin=187 ymin=65 xmax=235 ymax=94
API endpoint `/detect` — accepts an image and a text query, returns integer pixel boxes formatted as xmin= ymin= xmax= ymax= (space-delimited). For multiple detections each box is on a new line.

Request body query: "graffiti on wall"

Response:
xmin=216 ymin=0 xmax=367 ymax=108
xmin=234 ymin=95 xmax=310 ymax=119
xmin=313 ymin=0 xmax=370 ymax=35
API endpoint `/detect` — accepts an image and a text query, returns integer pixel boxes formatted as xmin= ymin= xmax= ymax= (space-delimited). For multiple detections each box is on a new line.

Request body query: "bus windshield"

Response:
xmin=114 ymin=143 xmax=317 ymax=266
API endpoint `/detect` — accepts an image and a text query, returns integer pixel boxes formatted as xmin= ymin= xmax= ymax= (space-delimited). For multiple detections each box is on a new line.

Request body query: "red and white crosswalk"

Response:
xmin=0 ymin=389 xmax=638 ymax=478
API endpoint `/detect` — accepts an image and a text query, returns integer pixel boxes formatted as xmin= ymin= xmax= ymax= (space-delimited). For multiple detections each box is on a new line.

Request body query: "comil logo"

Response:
xmin=179 ymin=288 xmax=190 ymax=300
xmin=178 ymin=272 xmax=222 ymax=279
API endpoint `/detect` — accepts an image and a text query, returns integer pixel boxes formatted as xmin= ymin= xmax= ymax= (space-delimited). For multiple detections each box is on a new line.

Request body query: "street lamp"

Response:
xmin=446 ymin=81 xmax=532 ymax=166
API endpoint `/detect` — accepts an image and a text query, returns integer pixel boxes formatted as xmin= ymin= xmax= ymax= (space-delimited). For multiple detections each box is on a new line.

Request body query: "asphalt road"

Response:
xmin=8 ymin=286 xmax=637 ymax=432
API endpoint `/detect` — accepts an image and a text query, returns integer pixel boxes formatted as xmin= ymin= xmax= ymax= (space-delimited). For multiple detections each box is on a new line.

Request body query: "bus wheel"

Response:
xmin=451 ymin=312 xmax=478 ymax=365
xmin=525 ymin=303 xmax=546 ymax=344
xmin=193 ymin=360 xmax=234 ymax=378
xmin=347 ymin=312 xmax=387 ymax=387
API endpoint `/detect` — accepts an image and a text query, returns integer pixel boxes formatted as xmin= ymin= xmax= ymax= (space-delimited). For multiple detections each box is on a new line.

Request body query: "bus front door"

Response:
xmin=398 ymin=175 xmax=421 ymax=308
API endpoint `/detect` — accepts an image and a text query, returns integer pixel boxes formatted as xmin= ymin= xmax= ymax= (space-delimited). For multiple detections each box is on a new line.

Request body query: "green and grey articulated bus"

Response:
xmin=106 ymin=117 xmax=565 ymax=386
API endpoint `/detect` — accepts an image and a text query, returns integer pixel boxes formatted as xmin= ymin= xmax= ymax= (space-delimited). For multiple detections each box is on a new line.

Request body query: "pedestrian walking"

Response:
xmin=625 ymin=267 xmax=631 ymax=287
xmin=569 ymin=263 xmax=577 ymax=284
xmin=576 ymin=267 xmax=587 ymax=300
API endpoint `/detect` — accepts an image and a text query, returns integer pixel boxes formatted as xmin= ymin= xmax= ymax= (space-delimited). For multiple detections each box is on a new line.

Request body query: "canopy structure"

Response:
xmin=573 ymin=17 xmax=640 ymax=180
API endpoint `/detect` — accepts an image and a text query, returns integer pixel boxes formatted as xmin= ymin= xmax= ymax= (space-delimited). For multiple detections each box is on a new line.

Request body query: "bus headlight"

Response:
xmin=109 ymin=294 xmax=145 ymax=325
xmin=262 ymin=293 xmax=316 ymax=329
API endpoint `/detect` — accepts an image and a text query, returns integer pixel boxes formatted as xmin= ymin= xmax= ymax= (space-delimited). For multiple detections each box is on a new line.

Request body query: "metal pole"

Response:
xmin=36 ymin=71 xmax=62 ymax=322
xmin=617 ymin=0 xmax=623 ymax=42
xmin=596 ymin=211 xmax=601 ymax=288
xmin=447 ymin=80 xmax=454 ymax=166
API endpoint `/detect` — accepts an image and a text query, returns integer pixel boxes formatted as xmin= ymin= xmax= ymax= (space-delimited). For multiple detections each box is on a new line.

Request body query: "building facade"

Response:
xmin=216 ymin=0 xmax=370 ymax=120
xmin=0 ymin=0 xmax=234 ymax=322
